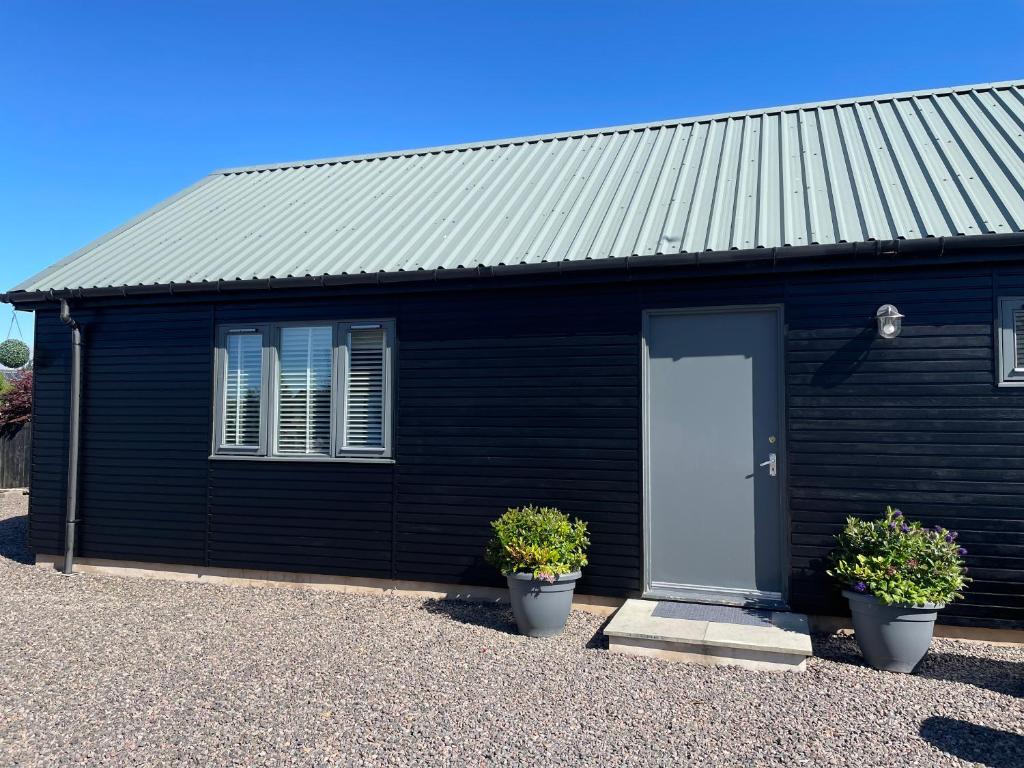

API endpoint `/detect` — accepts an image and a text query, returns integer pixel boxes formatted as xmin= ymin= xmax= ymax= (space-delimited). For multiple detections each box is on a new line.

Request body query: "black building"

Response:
xmin=6 ymin=81 xmax=1024 ymax=630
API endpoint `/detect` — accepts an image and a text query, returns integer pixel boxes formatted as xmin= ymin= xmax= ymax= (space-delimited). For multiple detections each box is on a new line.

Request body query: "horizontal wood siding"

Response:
xmin=203 ymin=303 xmax=408 ymax=582
xmin=77 ymin=305 xmax=212 ymax=564
xmin=28 ymin=310 xmax=69 ymax=553
xmin=0 ymin=422 xmax=31 ymax=489
xmin=394 ymin=286 xmax=641 ymax=594
xmin=207 ymin=289 xmax=641 ymax=595
xmin=24 ymin=259 xmax=1024 ymax=628
xmin=208 ymin=461 xmax=395 ymax=577
xmin=787 ymin=270 xmax=1024 ymax=628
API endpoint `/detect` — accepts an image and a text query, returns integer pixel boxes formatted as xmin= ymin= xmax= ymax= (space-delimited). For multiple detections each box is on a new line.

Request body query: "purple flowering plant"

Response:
xmin=828 ymin=506 xmax=969 ymax=606
xmin=485 ymin=505 xmax=589 ymax=582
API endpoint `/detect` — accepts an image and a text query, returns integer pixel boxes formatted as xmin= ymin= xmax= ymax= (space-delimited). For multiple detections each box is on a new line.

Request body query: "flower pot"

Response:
xmin=843 ymin=590 xmax=943 ymax=673
xmin=506 ymin=571 xmax=581 ymax=637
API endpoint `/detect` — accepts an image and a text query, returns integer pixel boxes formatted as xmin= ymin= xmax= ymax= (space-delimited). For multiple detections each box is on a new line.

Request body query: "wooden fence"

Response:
xmin=0 ymin=422 xmax=31 ymax=488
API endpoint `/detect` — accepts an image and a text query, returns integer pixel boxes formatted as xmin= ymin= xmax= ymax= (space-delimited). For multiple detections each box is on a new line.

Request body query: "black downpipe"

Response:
xmin=59 ymin=299 xmax=82 ymax=575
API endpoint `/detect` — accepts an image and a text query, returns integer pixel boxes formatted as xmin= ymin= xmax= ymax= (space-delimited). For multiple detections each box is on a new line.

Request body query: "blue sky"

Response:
xmin=2 ymin=1 xmax=1023 ymax=347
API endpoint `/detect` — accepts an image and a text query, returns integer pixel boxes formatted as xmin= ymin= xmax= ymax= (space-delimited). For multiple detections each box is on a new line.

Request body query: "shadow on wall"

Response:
xmin=800 ymin=326 xmax=882 ymax=607
xmin=919 ymin=717 xmax=1024 ymax=768
xmin=0 ymin=508 xmax=31 ymax=565
xmin=809 ymin=327 xmax=875 ymax=388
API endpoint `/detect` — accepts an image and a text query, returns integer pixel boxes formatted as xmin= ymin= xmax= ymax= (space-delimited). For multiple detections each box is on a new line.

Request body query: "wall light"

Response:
xmin=875 ymin=304 xmax=904 ymax=339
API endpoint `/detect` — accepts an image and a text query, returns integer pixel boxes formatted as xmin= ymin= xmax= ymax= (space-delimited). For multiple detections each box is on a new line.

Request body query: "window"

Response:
xmin=340 ymin=323 xmax=390 ymax=455
xmin=213 ymin=319 xmax=395 ymax=459
xmin=998 ymin=298 xmax=1024 ymax=386
xmin=216 ymin=327 xmax=267 ymax=455
xmin=276 ymin=326 xmax=333 ymax=455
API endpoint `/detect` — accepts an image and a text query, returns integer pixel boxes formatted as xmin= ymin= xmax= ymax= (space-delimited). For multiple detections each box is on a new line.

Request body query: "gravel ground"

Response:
xmin=0 ymin=490 xmax=1021 ymax=767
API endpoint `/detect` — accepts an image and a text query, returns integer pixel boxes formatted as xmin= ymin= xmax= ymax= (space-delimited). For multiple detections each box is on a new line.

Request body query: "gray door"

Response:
xmin=643 ymin=306 xmax=785 ymax=607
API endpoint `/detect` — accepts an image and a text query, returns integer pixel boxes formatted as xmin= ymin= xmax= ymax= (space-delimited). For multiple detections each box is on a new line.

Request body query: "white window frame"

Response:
xmin=212 ymin=319 xmax=396 ymax=461
xmin=997 ymin=297 xmax=1024 ymax=387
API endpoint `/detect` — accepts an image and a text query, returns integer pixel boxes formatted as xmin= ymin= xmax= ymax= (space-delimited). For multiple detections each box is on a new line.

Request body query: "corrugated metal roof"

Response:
xmin=13 ymin=80 xmax=1024 ymax=294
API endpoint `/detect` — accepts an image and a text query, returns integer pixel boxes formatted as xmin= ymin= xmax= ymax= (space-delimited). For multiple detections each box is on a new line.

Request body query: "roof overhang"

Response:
xmin=6 ymin=232 xmax=1024 ymax=309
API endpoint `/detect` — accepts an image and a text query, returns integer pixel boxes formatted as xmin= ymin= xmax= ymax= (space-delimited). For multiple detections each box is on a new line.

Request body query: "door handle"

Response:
xmin=759 ymin=453 xmax=777 ymax=477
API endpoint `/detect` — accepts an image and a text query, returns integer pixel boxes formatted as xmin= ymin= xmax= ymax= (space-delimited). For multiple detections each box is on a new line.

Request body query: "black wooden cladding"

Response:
xmin=0 ymin=422 xmax=31 ymax=489
xmin=26 ymin=260 xmax=1024 ymax=629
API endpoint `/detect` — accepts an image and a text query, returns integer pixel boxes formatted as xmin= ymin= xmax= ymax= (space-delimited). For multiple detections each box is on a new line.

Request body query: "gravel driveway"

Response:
xmin=1 ymin=490 xmax=1021 ymax=767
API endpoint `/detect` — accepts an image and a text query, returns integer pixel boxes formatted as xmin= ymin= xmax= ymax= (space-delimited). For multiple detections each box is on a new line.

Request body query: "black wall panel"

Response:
xmin=786 ymin=270 xmax=1023 ymax=628
xmin=76 ymin=305 xmax=212 ymax=564
xmin=26 ymin=310 xmax=70 ymax=554
xmin=25 ymin=260 xmax=1024 ymax=628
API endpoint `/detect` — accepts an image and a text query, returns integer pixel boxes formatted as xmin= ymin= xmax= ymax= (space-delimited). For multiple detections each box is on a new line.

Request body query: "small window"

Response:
xmin=997 ymin=298 xmax=1024 ymax=386
xmin=338 ymin=321 xmax=394 ymax=457
xmin=216 ymin=327 xmax=267 ymax=455
xmin=213 ymin=319 xmax=395 ymax=459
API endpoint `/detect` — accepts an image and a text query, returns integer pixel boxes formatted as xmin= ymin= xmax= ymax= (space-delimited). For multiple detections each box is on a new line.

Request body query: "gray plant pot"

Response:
xmin=843 ymin=590 xmax=943 ymax=673
xmin=506 ymin=571 xmax=581 ymax=637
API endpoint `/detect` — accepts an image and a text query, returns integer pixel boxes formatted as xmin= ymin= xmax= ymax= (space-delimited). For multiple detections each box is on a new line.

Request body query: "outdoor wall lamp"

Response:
xmin=875 ymin=304 xmax=904 ymax=339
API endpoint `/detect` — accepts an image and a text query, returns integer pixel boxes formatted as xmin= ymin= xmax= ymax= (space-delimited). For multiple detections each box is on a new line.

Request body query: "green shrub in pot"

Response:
xmin=486 ymin=504 xmax=589 ymax=580
xmin=828 ymin=506 xmax=969 ymax=672
xmin=486 ymin=505 xmax=589 ymax=637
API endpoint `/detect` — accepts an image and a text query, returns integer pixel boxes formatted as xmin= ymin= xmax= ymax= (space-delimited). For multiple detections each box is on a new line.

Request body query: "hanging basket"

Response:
xmin=0 ymin=339 xmax=29 ymax=369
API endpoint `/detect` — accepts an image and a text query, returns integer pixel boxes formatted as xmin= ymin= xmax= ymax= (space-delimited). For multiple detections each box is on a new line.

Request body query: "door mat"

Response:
xmin=651 ymin=601 xmax=775 ymax=627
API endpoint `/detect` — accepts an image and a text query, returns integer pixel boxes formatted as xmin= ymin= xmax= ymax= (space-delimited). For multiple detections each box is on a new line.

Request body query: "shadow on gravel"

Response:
xmin=808 ymin=633 xmax=864 ymax=666
xmin=812 ymin=633 xmax=1023 ymax=696
xmin=420 ymin=598 xmax=519 ymax=635
xmin=0 ymin=511 xmax=31 ymax=565
xmin=920 ymin=716 xmax=1024 ymax=768
xmin=585 ymin=615 xmax=613 ymax=650
xmin=421 ymin=598 xmax=615 ymax=649
xmin=916 ymin=652 xmax=1024 ymax=697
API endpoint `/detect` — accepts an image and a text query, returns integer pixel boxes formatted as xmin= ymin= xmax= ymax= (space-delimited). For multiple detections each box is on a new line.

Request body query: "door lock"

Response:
xmin=759 ymin=453 xmax=777 ymax=477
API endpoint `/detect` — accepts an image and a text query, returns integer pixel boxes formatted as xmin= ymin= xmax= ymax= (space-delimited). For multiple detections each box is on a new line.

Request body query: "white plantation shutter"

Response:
xmin=221 ymin=330 xmax=264 ymax=452
xmin=1015 ymin=310 xmax=1024 ymax=370
xmin=213 ymin=319 xmax=394 ymax=458
xmin=343 ymin=326 xmax=387 ymax=450
xmin=276 ymin=326 xmax=333 ymax=455
xmin=998 ymin=298 xmax=1024 ymax=386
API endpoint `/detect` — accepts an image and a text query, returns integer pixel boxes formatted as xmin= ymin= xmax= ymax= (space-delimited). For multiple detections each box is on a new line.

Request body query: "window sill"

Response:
xmin=209 ymin=454 xmax=395 ymax=464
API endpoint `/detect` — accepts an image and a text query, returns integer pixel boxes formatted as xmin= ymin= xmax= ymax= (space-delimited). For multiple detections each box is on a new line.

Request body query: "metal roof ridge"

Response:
xmin=211 ymin=79 xmax=1024 ymax=176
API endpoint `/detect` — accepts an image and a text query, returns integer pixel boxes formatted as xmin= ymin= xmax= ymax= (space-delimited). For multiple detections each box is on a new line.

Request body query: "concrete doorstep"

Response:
xmin=604 ymin=599 xmax=813 ymax=672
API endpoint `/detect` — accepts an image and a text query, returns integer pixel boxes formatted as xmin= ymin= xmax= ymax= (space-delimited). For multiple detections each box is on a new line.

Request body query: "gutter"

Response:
xmin=59 ymin=299 xmax=82 ymax=575
xmin=3 ymin=233 xmax=1024 ymax=307
xmin=2 ymin=234 xmax=1024 ymax=305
